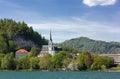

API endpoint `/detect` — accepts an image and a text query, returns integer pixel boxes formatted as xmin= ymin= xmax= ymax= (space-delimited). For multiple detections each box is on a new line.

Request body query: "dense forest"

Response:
xmin=62 ymin=37 xmax=120 ymax=54
xmin=0 ymin=18 xmax=48 ymax=54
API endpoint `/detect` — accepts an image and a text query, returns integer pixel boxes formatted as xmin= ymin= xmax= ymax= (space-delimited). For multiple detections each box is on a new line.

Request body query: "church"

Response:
xmin=38 ymin=31 xmax=62 ymax=57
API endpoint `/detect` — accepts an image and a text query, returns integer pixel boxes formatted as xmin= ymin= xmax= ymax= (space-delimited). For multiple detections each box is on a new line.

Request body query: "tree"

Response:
xmin=51 ymin=53 xmax=62 ymax=69
xmin=1 ymin=53 xmax=14 ymax=70
xmin=17 ymin=55 xmax=30 ymax=70
xmin=86 ymin=52 xmax=93 ymax=69
xmin=62 ymin=58 xmax=72 ymax=69
xmin=77 ymin=51 xmax=87 ymax=70
xmin=0 ymin=35 xmax=7 ymax=53
xmin=0 ymin=53 xmax=5 ymax=69
xmin=91 ymin=55 xmax=114 ymax=70
xmin=7 ymin=40 xmax=19 ymax=54
xmin=39 ymin=53 xmax=51 ymax=70
xmin=29 ymin=57 xmax=40 ymax=70
xmin=30 ymin=47 xmax=40 ymax=56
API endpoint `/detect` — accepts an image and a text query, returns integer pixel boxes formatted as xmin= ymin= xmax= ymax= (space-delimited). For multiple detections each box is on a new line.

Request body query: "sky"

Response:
xmin=0 ymin=0 xmax=120 ymax=43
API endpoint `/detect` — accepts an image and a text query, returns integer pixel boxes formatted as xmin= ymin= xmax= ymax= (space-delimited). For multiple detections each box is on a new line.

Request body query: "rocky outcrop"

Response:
xmin=12 ymin=36 xmax=39 ymax=50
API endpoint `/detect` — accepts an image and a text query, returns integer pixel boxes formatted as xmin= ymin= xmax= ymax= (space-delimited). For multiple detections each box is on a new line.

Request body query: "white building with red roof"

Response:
xmin=15 ymin=49 xmax=29 ymax=58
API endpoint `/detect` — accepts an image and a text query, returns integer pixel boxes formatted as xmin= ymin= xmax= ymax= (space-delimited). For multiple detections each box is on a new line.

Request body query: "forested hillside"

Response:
xmin=62 ymin=37 xmax=120 ymax=54
xmin=0 ymin=18 xmax=47 ymax=54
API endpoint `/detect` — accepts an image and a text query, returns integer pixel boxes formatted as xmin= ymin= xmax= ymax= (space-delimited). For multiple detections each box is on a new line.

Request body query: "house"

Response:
xmin=38 ymin=31 xmax=62 ymax=57
xmin=15 ymin=49 xmax=29 ymax=58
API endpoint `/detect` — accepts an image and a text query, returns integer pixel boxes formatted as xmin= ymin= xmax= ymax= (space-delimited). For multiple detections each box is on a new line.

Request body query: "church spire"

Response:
xmin=50 ymin=30 xmax=52 ymax=41
xmin=48 ymin=30 xmax=55 ymax=55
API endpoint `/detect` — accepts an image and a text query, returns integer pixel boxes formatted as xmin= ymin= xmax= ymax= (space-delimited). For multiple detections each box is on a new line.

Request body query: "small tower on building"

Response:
xmin=48 ymin=31 xmax=55 ymax=55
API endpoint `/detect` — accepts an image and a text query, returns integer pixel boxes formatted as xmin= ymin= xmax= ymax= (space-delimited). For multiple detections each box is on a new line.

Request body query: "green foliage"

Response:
xmin=77 ymin=51 xmax=93 ymax=70
xmin=30 ymin=47 xmax=40 ymax=56
xmin=51 ymin=52 xmax=71 ymax=69
xmin=15 ymin=55 xmax=40 ymax=70
xmin=62 ymin=58 xmax=72 ymax=69
xmin=51 ymin=53 xmax=63 ymax=69
xmin=91 ymin=55 xmax=114 ymax=70
xmin=62 ymin=37 xmax=120 ymax=54
xmin=0 ymin=53 xmax=5 ymax=69
xmin=1 ymin=53 xmax=14 ymax=70
xmin=77 ymin=51 xmax=114 ymax=70
xmin=17 ymin=55 xmax=30 ymax=70
xmin=0 ymin=18 xmax=47 ymax=53
xmin=29 ymin=57 xmax=40 ymax=70
xmin=0 ymin=35 xmax=7 ymax=53
xmin=39 ymin=53 xmax=51 ymax=70
xmin=0 ymin=51 xmax=115 ymax=71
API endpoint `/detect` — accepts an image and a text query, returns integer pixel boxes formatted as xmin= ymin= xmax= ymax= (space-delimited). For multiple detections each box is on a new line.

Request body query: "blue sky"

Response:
xmin=0 ymin=0 xmax=120 ymax=43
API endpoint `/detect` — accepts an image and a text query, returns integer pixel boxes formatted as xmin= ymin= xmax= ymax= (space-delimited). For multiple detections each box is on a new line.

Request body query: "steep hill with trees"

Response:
xmin=62 ymin=37 xmax=120 ymax=54
xmin=0 ymin=18 xmax=47 ymax=54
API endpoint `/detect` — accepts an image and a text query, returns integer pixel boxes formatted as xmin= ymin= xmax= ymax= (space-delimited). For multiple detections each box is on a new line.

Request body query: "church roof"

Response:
xmin=41 ymin=45 xmax=48 ymax=51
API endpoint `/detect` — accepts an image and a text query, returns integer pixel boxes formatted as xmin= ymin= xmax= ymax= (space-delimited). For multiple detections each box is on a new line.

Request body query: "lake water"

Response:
xmin=0 ymin=71 xmax=120 ymax=79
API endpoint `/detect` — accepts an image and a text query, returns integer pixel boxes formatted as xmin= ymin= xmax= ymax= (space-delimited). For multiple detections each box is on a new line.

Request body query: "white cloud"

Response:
xmin=83 ymin=0 xmax=117 ymax=7
xmin=28 ymin=17 xmax=120 ymax=43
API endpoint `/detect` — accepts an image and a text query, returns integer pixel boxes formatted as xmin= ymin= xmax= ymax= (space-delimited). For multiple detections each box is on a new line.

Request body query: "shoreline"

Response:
xmin=0 ymin=69 xmax=120 ymax=72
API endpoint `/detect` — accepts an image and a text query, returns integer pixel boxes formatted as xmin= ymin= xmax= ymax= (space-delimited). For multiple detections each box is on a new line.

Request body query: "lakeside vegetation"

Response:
xmin=0 ymin=51 xmax=114 ymax=71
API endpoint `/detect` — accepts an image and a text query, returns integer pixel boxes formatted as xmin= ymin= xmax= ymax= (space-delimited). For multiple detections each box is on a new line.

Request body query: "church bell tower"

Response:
xmin=48 ymin=31 xmax=55 ymax=55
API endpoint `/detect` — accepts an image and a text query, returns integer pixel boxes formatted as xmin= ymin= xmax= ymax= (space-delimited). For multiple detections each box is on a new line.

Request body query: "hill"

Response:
xmin=62 ymin=37 xmax=120 ymax=54
xmin=0 ymin=18 xmax=47 ymax=53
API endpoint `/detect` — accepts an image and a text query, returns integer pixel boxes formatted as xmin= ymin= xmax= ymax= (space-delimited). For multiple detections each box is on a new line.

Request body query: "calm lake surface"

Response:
xmin=0 ymin=71 xmax=120 ymax=79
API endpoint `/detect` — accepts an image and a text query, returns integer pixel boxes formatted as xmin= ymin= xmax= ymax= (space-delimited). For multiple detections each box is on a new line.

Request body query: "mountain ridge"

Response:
xmin=62 ymin=37 xmax=120 ymax=54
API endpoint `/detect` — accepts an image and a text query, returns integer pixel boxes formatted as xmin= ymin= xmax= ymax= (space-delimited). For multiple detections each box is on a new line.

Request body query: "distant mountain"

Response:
xmin=62 ymin=37 xmax=120 ymax=54
xmin=0 ymin=18 xmax=48 ymax=53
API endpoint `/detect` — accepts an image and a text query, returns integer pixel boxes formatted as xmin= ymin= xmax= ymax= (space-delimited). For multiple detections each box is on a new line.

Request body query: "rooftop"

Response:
xmin=16 ymin=49 xmax=29 ymax=54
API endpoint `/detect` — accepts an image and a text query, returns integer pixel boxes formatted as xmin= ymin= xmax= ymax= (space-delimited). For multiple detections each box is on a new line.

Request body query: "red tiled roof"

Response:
xmin=16 ymin=49 xmax=29 ymax=54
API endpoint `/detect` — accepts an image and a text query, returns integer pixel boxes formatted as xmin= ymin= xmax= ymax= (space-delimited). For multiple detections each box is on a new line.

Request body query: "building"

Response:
xmin=15 ymin=49 xmax=29 ymax=58
xmin=38 ymin=31 xmax=62 ymax=57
